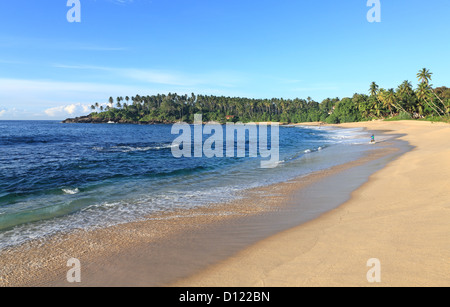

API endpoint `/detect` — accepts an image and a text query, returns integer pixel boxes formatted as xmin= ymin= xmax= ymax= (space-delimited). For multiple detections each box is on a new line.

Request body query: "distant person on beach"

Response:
xmin=370 ymin=134 xmax=375 ymax=143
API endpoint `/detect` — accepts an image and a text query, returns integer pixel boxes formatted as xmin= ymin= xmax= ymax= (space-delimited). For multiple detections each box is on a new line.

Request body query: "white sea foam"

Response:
xmin=318 ymin=127 xmax=371 ymax=145
xmin=62 ymin=188 xmax=80 ymax=195
xmin=92 ymin=144 xmax=177 ymax=153
xmin=0 ymin=125 xmax=376 ymax=250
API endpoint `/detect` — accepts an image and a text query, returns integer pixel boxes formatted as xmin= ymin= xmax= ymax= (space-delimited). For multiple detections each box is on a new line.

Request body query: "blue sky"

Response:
xmin=1 ymin=0 xmax=449 ymax=119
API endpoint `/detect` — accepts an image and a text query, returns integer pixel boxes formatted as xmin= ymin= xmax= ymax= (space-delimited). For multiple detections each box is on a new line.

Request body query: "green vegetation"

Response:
xmin=80 ymin=68 xmax=450 ymax=124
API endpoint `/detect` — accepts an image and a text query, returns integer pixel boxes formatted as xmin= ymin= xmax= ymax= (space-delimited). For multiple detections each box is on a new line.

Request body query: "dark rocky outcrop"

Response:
xmin=62 ymin=115 xmax=174 ymax=125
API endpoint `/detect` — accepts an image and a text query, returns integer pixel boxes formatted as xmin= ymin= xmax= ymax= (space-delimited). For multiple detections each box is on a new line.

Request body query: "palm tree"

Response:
xmin=372 ymin=98 xmax=382 ymax=117
xmin=444 ymin=100 xmax=450 ymax=115
xmin=417 ymin=68 xmax=432 ymax=86
xmin=396 ymin=81 xmax=415 ymax=113
xmin=177 ymin=103 xmax=184 ymax=120
xmin=377 ymin=88 xmax=388 ymax=116
xmin=384 ymin=89 xmax=397 ymax=116
xmin=370 ymin=82 xmax=388 ymax=118
xmin=433 ymin=91 xmax=449 ymax=115
xmin=369 ymin=82 xmax=379 ymax=97
xmin=398 ymin=80 xmax=413 ymax=96
xmin=416 ymin=83 xmax=442 ymax=117
xmin=116 ymin=97 xmax=123 ymax=108
xmin=416 ymin=68 xmax=445 ymax=116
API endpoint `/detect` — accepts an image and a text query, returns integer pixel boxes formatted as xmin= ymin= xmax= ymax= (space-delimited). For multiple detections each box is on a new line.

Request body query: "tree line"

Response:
xmin=87 ymin=68 xmax=450 ymax=124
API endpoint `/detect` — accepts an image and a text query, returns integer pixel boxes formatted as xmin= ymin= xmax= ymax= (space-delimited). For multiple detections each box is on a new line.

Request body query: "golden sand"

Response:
xmin=0 ymin=134 xmax=396 ymax=287
xmin=173 ymin=120 xmax=450 ymax=287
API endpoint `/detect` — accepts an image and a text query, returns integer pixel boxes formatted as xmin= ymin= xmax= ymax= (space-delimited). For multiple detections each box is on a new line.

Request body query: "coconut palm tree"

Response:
xmin=396 ymin=81 xmax=411 ymax=110
xmin=425 ymin=84 xmax=449 ymax=116
xmin=416 ymin=83 xmax=442 ymax=117
xmin=369 ymin=82 xmax=379 ymax=97
xmin=417 ymin=68 xmax=432 ymax=86
xmin=372 ymin=98 xmax=382 ymax=117
xmin=384 ymin=89 xmax=397 ymax=116
xmin=398 ymin=80 xmax=413 ymax=96
xmin=444 ymin=100 xmax=450 ymax=115
xmin=400 ymin=81 xmax=419 ymax=113
xmin=416 ymin=68 xmax=445 ymax=116
xmin=369 ymin=82 xmax=388 ymax=118
xmin=389 ymin=89 xmax=409 ymax=114
xmin=377 ymin=88 xmax=388 ymax=115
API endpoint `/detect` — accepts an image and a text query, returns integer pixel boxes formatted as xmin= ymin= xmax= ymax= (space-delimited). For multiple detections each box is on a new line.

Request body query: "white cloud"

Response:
xmin=44 ymin=103 xmax=92 ymax=118
xmin=0 ymin=107 xmax=31 ymax=119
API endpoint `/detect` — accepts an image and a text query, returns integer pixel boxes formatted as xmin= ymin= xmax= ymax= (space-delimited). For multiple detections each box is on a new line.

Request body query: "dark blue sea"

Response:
xmin=0 ymin=120 xmax=372 ymax=249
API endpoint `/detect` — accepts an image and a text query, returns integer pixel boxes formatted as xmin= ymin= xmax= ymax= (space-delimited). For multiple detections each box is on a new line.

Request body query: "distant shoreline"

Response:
xmin=62 ymin=115 xmax=328 ymax=126
xmin=61 ymin=116 xmax=173 ymax=125
xmin=62 ymin=115 xmax=293 ymax=125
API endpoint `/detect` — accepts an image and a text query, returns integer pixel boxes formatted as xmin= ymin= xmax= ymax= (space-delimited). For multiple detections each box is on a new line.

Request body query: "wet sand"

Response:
xmin=0 ymin=124 xmax=405 ymax=287
xmin=173 ymin=120 xmax=450 ymax=287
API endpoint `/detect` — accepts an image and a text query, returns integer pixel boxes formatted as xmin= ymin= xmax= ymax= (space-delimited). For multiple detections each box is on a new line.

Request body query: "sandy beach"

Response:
xmin=173 ymin=120 xmax=450 ymax=287
xmin=4 ymin=0 xmax=450 ymax=290
xmin=0 ymin=142 xmax=400 ymax=287
xmin=1 ymin=120 xmax=449 ymax=287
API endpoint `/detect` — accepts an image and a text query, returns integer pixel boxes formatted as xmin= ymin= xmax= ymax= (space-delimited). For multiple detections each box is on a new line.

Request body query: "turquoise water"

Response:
xmin=0 ymin=121 xmax=372 ymax=249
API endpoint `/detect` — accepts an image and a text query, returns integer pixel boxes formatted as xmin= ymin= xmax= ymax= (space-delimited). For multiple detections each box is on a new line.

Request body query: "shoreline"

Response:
xmin=0 ymin=124 xmax=405 ymax=287
xmin=173 ymin=120 xmax=450 ymax=287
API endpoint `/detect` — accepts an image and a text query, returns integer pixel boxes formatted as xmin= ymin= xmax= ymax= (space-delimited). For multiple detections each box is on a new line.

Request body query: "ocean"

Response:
xmin=0 ymin=120 xmax=372 ymax=249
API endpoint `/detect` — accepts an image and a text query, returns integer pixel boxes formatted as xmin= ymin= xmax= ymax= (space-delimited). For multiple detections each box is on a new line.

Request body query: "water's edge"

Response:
xmin=39 ymin=131 xmax=412 ymax=287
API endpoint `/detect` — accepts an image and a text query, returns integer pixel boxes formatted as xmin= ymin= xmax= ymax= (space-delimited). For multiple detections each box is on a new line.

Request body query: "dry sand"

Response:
xmin=173 ymin=120 xmax=450 ymax=287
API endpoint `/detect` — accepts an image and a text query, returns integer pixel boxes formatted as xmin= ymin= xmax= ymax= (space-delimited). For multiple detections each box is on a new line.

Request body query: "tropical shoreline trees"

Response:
xmin=81 ymin=69 xmax=449 ymax=124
